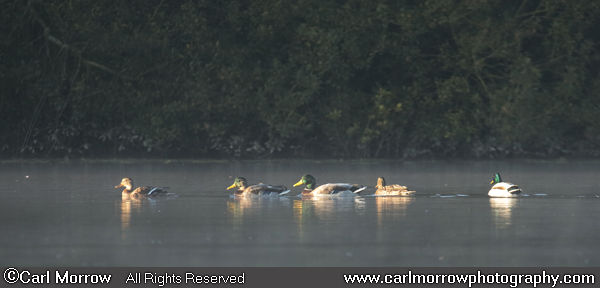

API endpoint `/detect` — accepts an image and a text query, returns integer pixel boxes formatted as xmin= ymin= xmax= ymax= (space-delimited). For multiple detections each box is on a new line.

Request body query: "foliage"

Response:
xmin=2 ymin=0 xmax=600 ymax=158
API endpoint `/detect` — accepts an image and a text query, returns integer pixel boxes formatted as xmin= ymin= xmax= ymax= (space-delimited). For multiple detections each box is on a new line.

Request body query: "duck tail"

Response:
xmin=148 ymin=186 xmax=168 ymax=196
xmin=353 ymin=186 xmax=367 ymax=194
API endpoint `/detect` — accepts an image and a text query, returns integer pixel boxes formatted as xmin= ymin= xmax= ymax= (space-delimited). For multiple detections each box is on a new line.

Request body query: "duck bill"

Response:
xmin=293 ymin=179 xmax=303 ymax=187
xmin=490 ymin=180 xmax=494 ymax=184
xmin=115 ymin=183 xmax=124 ymax=189
xmin=226 ymin=183 xmax=237 ymax=190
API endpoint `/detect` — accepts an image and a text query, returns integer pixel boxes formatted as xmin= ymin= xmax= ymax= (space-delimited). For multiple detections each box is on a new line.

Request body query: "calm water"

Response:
xmin=0 ymin=159 xmax=599 ymax=266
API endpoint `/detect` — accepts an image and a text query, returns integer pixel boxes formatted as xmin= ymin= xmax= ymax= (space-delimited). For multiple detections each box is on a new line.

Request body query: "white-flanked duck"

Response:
xmin=488 ymin=173 xmax=522 ymax=197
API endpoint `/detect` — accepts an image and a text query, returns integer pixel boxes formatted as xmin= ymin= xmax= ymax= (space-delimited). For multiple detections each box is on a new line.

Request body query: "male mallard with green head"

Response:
xmin=292 ymin=174 xmax=366 ymax=196
xmin=375 ymin=177 xmax=416 ymax=196
xmin=227 ymin=177 xmax=290 ymax=196
xmin=488 ymin=173 xmax=522 ymax=197
xmin=115 ymin=177 xmax=168 ymax=197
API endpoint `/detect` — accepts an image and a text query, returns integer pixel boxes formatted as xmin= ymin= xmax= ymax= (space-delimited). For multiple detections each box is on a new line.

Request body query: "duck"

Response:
xmin=375 ymin=177 xmax=416 ymax=196
xmin=292 ymin=174 xmax=366 ymax=196
xmin=227 ymin=177 xmax=290 ymax=196
xmin=488 ymin=173 xmax=522 ymax=197
xmin=115 ymin=177 xmax=168 ymax=197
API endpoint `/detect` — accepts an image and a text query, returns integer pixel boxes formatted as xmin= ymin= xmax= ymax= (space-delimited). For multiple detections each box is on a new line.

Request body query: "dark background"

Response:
xmin=2 ymin=0 xmax=600 ymax=159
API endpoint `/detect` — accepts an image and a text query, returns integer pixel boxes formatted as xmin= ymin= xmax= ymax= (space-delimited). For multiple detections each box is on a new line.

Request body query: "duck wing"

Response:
xmin=135 ymin=186 xmax=168 ymax=196
xmin=313 ymin=183 xmax=366 ymax=194
xmin=505 ymin=183 xmax=522 ymax=194
xmin=381 ymin=184 xmax=408 ymax=192
xmin=350 ymin=184 xmax=367 ymax=194
xmin=245 ymin=184 xmax=290 ymax=195
xmin=272 ymin=185 xmax=292 ymax=195
xmin=492 ymin=182 xmax=522 ymax=194
xmin=376 ymin=187 xmax=415 ymax=196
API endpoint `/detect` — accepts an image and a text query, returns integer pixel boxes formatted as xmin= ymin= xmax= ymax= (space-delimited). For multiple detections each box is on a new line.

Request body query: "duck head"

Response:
xmin=376 ymin=177 xmax=386 ymax=189
xmin=227 ymin=177 xmax=248 ymax=190
xmin=490 ymin=173 xmax=502 ymax=185
xmin=293 ymin=174 xmax=316 ymax=190
xmin=115 ymin=177 xmax=133 ymax=191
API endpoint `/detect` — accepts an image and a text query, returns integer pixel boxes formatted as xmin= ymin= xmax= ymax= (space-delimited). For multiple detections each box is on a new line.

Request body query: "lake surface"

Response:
xmin=0 ymin=159 xmax=599 ymax=266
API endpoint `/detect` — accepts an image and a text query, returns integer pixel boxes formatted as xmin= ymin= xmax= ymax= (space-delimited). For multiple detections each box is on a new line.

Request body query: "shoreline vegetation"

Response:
xmin=3 ymin=1 xmax=600 ymax=159
xmin=0 ymin=157 xmax=589 ymax=165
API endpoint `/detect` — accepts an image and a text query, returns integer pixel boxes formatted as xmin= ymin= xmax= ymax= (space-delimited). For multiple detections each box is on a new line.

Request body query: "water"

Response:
xmin=1 ymin=159 xmax=599 ymax=266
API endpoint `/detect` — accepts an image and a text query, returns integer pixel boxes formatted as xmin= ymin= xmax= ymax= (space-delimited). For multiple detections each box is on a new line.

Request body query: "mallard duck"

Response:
xmin=292 ymin=174 xmax=366 ymax=196
xmin=115 ymin=177 xmax=168 ymax=197
xmin=488 ymin=173 xmax=522 ymax=197
xmin=227 ymin=177 xmax=290 ymax=196
xmin=375 ymin=177 xmax=416 ymax=196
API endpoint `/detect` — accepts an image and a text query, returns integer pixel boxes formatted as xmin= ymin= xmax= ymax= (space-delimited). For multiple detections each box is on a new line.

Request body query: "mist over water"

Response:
xmin=1 ymin=160 xmax=599 ymax=266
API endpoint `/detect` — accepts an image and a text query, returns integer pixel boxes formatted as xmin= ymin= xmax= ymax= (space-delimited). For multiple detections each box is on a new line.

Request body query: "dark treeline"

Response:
xmin=2 ymin=0 xmax=600 ymax=159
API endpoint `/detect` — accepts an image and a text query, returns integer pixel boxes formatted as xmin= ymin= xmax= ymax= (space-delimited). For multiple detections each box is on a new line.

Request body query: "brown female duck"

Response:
xmin=115 ymin=177 xmax=168 ymax=197
xmin=375 ymin=177 xmax=415 ymax=196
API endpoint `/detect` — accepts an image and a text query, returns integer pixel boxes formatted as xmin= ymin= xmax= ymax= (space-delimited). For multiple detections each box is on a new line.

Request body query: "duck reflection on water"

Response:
xmin=489 ymin=197 xmax=517 ymax=229
xmin=292 ymin=196 xmax=364 ymax=240
xmin=375 ymin=196 xmax=414 ymax=226
xmin=119 ymin=196 xmax=142 ymax=235
xmin=118 ymin=193 xmax=163 ymax=238
xmin=226 ymin=195 xmax=291 ymax=228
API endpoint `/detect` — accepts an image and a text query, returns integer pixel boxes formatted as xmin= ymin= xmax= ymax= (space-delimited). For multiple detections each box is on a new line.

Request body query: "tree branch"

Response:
xmin=27 ymin=1 xmax=135 ymax=81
